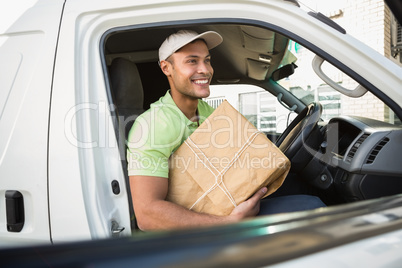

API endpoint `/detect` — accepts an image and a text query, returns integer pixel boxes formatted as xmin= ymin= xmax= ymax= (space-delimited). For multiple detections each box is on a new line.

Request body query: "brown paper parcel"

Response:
xmin=167 ymin=100 xmax=290 ymax=216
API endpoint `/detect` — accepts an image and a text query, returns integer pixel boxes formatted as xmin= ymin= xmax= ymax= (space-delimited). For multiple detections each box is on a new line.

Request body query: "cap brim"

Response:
xmin=190 ymin=31 xmax=223 ymax=50
xmin=172 ymin=31 xmax=223 ymax=56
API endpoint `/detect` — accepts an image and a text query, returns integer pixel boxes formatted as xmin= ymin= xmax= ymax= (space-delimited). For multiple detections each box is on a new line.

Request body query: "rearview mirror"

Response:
xmin=272 ymin=63 xmax=297 ymax=81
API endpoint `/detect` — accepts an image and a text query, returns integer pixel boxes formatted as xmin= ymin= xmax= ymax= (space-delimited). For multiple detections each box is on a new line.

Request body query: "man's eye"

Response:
xmin=187 ymin=59 xmax=197 ymax=64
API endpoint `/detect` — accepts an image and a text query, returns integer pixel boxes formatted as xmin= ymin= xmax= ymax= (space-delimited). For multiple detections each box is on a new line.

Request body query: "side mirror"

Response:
xmin=272 ymin=63 xmax=297 ymax=81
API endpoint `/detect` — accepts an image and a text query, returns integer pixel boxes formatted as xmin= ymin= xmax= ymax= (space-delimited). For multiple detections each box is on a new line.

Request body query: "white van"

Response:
xmin=1 ymin=0 xmax=402 ymax=265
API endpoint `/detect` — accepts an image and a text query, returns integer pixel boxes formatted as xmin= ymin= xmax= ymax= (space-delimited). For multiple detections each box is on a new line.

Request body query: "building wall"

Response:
xmin=326 ymin=0 xmax=398 ymax=122
xmin=340 ymin=0 xmax=387 ymax=56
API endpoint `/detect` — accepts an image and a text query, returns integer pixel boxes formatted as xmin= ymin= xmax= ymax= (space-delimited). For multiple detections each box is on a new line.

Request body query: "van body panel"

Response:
xmin=0 ymin=0 xmax=65 ymax=246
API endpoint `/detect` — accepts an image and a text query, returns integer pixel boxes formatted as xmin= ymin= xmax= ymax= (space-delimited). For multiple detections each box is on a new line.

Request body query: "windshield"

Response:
xmin=208 ymin=40 xmax=401 ymax=135
xmin=278 ymin=41 xmax=402 ymax=125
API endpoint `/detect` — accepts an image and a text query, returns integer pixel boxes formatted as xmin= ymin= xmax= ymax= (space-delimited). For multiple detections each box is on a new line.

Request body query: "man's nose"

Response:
xmin=197 ymin=62 xmax=211 ymax=74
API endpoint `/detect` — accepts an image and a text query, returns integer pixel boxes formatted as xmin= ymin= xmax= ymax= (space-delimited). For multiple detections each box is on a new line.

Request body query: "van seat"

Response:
xmin=110 ymin=57 xmax=144 ymax=230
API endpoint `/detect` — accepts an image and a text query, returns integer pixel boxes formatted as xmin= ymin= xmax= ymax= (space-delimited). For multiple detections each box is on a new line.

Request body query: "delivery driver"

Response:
xmin=127 ymin=30 xmax=325 ymax=231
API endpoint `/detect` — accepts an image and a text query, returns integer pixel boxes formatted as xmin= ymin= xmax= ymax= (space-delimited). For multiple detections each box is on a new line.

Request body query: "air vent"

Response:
xmin=366 ymin=137 xmax=390 ymax=164
xmin=346 ymin=133 xmax=370 ymax=162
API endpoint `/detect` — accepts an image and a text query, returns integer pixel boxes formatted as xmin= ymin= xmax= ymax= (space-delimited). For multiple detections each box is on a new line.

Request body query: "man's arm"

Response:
xmin=130 ymin=175 xmax=267 ymax=231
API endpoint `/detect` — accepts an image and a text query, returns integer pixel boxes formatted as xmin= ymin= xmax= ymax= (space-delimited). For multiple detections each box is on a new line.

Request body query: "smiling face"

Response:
xmin=161 ymin=39 xmax=213 ymax=100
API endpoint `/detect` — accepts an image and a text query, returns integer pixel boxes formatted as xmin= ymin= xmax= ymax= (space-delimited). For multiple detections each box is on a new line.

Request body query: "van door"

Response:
xmin=0 ymin=0 xmax=66 ymax=246
xmin=48 ymin=0 xmax=132 ymax=242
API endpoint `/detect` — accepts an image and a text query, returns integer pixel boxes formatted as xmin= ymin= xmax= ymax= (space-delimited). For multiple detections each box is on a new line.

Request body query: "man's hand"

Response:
xmin=229 ymin=187 xmax=268 ymax=220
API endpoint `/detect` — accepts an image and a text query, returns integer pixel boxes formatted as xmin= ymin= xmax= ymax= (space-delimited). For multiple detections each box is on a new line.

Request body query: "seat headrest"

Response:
xmin=110 ymin=58 xmax=144 ymax=111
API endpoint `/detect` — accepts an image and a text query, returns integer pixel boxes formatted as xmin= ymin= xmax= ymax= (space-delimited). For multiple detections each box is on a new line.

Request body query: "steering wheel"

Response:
xmin=276 ymin=102 xmax=322 ymax=160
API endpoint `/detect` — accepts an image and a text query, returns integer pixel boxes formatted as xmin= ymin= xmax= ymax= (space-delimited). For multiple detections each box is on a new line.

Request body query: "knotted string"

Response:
xmin=184 ymin=131 xmax=263 ymax=210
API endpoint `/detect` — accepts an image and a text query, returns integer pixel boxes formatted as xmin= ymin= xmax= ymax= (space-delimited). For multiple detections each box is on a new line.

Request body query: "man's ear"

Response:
xmin=160 ymin=60 xmax=171 ymax=76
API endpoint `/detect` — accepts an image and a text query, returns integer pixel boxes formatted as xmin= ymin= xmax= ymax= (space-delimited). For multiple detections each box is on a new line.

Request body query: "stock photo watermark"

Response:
xmin=128 ymin=151 xmax=289 ymax=175
xmin=63 ymin=101 xmax=341 ymax=167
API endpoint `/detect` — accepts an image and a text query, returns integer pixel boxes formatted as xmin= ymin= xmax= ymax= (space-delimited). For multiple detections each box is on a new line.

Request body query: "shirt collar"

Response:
xmin=161 ymin=90 xmax=199 ymax=127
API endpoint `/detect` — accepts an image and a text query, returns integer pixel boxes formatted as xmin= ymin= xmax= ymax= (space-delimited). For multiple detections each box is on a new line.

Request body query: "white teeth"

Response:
xmin=194 ymin=79 xmax=208 ymax=85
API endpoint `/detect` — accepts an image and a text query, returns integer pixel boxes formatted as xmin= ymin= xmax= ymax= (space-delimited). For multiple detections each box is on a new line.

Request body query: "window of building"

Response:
xmin=391 ymin=13 xmax=402 ymax=63
xmin=239 ymin=91 xmax=291 ymax=134
xmin=205 ymin=97 xmax=225 ymax=109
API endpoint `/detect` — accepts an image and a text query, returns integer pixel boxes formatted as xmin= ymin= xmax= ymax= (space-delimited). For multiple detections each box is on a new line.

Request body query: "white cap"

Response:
xmin=159 ymin=30 xmax=223 ymax=62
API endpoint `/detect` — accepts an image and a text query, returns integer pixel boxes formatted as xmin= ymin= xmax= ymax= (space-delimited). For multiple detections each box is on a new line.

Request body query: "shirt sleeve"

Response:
xmin=126 ymin=108 xmax=184 ymax=178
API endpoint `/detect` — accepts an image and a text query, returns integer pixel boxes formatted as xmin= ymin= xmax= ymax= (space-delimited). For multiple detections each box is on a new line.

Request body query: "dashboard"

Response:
xmin=301 ymin=116 xmax=402 ymax=203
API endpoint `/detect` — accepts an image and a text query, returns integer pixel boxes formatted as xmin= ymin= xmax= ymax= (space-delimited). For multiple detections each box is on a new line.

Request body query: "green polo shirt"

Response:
xmin=127 ymin=90 xmax=215 ymax=178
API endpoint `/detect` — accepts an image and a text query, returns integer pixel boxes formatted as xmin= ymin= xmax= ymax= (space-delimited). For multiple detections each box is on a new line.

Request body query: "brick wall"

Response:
xmin=337 ymin=0 xmax=387 ymax=55
xmin=341 ymin=92 xmax=386 ymax=121
xmin=328 ymin=0 xmax=393 ymax=122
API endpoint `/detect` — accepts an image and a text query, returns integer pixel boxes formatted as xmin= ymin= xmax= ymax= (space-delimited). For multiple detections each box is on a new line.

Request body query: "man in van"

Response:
xmin=127 ymin=30 xmax=324 ymax=231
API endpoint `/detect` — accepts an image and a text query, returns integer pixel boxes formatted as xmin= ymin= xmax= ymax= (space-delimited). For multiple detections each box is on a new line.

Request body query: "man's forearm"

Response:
xmin=135 ymin=198 xmax=237 ymax=231
xmin=130 ymin=175 xmax=265 ymax=231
